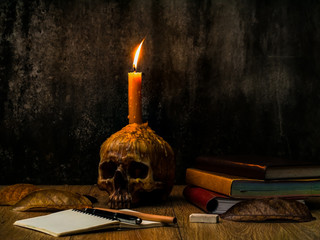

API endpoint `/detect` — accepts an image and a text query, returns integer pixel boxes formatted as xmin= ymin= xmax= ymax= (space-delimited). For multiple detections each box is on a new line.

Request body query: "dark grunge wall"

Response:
xmin=0 ymin=0 xmax=320 ymax=184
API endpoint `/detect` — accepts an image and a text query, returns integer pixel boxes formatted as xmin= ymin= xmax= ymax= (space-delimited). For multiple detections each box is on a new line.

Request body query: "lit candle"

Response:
xmin=128 ymin=39 xmax=144 ymax=124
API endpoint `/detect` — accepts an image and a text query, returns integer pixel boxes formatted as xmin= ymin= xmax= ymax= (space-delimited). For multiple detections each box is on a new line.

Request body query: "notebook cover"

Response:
xmin=13 ymin=209 xmax=118 ymax=237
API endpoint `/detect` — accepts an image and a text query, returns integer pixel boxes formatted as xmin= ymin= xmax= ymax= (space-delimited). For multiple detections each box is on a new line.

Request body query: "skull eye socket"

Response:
xmin=100 ymin=161 xmax=117 ymax=179
xmin=128 ymin=162 xmax=148 ymax=179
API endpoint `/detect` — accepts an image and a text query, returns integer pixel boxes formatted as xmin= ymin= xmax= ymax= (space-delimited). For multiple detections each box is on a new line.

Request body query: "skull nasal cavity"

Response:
xmin=114 ymin=169 xmax=128 ymax=190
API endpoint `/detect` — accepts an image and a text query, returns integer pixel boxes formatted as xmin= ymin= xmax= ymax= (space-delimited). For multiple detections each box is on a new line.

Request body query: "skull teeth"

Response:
xmin=109 ymin=192 xmax=132 ymax=209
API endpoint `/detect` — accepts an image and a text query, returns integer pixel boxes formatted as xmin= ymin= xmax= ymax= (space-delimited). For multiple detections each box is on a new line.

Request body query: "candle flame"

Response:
xmin=133 ymin=39 xmax=144 ymax=71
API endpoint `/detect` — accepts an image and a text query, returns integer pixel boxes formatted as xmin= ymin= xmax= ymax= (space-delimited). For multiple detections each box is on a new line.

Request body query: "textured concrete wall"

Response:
xmin=0 ymin=0 xmax=320 ymax=184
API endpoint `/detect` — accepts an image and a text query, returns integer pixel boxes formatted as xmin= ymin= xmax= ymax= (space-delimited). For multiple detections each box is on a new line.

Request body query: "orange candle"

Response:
xmin=128 ymin=39 xmax=144 ymax=124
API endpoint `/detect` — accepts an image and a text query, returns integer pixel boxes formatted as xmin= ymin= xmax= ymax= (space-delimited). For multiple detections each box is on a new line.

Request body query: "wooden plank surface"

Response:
xmin=171 ymin=186 xmax=320 ymax=240
xmin=1 ymin=185 xmax=320 ymax=240
xmin=0 ymin=185 xmax=181 ymax=240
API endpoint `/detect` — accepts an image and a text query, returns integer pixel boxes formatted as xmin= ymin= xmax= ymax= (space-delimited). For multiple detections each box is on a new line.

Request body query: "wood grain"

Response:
xmin=168 ymin=186 xmax=320 ymax=240
xmin=1 ymin=185 xmax=320 ymax=240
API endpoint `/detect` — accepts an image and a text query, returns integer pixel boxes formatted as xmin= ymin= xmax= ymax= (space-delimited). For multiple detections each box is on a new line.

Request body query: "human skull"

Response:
xmin=98 ymin=123 xmax=175 ymax=208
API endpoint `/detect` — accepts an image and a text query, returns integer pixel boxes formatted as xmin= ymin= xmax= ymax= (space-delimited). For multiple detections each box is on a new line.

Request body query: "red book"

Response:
xmin=183 ymin=185 xmax=242 ymax=214
xmin=195 ymin=155 xmax=320 ymax=180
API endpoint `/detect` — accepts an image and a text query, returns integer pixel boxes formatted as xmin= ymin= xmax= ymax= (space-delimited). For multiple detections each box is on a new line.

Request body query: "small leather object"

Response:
xmin=221 ymin=198 xmax=315 ymax=222
xmin=13 ymin=189 xmax=92 ymax=211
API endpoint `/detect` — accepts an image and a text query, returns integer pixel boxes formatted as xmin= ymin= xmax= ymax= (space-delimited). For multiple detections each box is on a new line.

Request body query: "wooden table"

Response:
xmin=1 ymin=185 xmax=320 ymax=240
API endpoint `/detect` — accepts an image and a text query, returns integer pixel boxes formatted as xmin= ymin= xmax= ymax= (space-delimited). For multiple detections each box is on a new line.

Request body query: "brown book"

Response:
xmin=185 ymin=168 xmax=320 ymax=198
xmin=195 ymin=155 xmax=320 ymax=180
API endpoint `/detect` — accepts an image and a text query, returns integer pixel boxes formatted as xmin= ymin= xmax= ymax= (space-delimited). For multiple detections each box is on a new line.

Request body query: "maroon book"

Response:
xmin=183 ymin=185 xmax=242 ymax=214
xmin=194 ymin=155 xmax=320 ymax=180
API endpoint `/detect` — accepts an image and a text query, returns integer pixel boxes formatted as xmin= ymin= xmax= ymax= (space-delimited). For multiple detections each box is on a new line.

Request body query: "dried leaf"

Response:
xmin=13 ymin=189 xmax=92 ymax=211
xmin=0 ymin=184 xmax=40 ymax=205
xmin=221 ymin=198 xmax=315 ymax=222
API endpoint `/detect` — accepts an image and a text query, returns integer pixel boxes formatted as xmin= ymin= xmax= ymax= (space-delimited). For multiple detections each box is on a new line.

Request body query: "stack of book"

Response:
xmin=184 ymin=155 xmax=320 ymax=214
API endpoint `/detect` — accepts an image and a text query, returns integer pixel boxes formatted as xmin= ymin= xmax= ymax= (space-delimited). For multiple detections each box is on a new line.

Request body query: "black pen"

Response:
xmin=83 ymin=208 xmax=142 ymax=225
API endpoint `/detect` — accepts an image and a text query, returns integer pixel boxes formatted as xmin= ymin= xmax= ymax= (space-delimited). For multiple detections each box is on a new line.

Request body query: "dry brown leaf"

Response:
xmin=0 ymin=184 xmax=40 ymax=205
xmin=13 ymin=189 xmax=93 ymax=211
xmin=221 ymin=198 xmax=315 ymax=222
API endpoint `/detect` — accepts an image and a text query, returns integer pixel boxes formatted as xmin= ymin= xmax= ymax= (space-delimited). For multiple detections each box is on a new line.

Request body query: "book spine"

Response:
xmin=183 ymin=186 xmax=216 ymax=212
xmin=185 ymin=168 xmax=234 ymax=196
xmin=195 ymin=156 xmax=267 ymax=180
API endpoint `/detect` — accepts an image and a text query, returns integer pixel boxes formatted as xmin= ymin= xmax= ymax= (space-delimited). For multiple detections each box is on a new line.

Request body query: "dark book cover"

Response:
xmin=195 ymin=155 xmax=320 ymax=180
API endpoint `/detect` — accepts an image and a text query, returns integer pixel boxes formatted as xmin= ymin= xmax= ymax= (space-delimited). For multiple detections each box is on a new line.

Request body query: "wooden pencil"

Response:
xmin=93 ymin=207 xmax=177 ymax=224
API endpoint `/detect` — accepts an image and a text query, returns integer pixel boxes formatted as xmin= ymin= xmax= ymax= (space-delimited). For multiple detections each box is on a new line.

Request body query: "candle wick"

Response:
xmin=133 ymin=66 xmax=136 ymax=72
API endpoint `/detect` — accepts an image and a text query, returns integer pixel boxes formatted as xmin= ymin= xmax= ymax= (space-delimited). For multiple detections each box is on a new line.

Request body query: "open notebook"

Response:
xmin=14 ymin=209 xmax=163 ymax=237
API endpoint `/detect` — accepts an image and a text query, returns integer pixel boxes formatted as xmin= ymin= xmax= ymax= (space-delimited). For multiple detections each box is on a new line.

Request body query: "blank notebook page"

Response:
xmin=14 ymin=209 xmax=119 ymax=237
